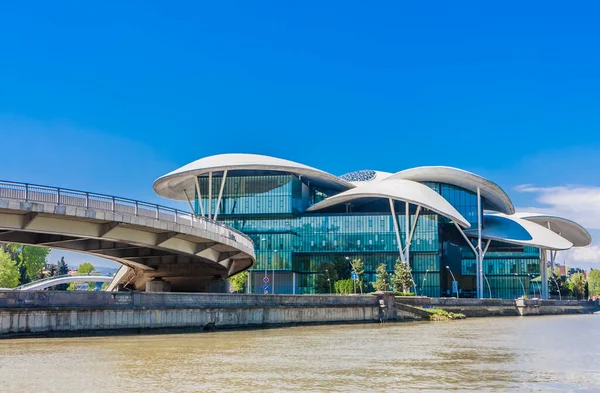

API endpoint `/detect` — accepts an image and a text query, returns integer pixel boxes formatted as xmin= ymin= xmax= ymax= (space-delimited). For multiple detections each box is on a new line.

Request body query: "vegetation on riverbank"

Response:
xmin=425 ymin=308 xmax=466 ymax=321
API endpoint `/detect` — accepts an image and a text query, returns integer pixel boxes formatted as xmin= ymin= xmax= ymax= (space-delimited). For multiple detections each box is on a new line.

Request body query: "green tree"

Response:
xmin=332 ymin=255 xmax=351 ymax=280
xmin=373 ymin=263 xmax=391 ymax=292
xmin=315 ymin=262 xmax=337 ymax=293
xmin=0 ymin=249 xmax=20 ymax=288
xmin=391 ymin=259 xmax=413 ymax=293
xmin=77 ymin=262 xmax=95 ymax=275
xmin=567 ymin=272 xmax=586 ymax=299
xmin=588 ymin=269 xmax=600 ymax=297
xmin=6 ymin=244 xmax=51 ymax=282
xmin=229 ymin=271 xmax=248 ymax=293
xmin=68 ymin=262 xmax=96 ymax=291
xmin=54 ymin=256 xmax=70 ymax=290
xmin=349 ymin=258 xmax=364 ymax=294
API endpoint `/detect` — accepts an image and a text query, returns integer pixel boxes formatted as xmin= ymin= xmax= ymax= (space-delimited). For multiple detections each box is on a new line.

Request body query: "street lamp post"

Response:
xmin=326 ymin=269 xmax=332 ymax=294
xmin=421 ymin=269 xmax=429 ymax=296
xmin=261 ymin=238 xmax=267 ymax=294
xmin=446 ymin=266 xmax=459 ymax=298
xmin=529 ymin=274 xmax=537 ymax=298
xmin=515 ymin=273 xmax=526 ymax=298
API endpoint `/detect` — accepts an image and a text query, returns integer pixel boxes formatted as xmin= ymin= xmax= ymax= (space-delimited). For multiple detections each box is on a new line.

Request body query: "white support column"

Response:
xmin=194 ymin=176 xmax=205 ymax=217
xmin=405 ymin=202 xmax=410 ymax=262
xmin=540 ymin=249 xmax=549 ymax=299
xmin=213 ymin=170 xmax=228 ymax=221
xmin=247 ymin=272 xmax=252 ymax=294
xmin=183 ymin=189 xmax=195 ymax=215
xmin=405 ymin=205 xmax=421 ymax=257
xmin=476 ymin=186 xmax=483 ymax=299
xmin=389 ymin=198 xmax=405 ymax=260
xmin=292 ymin=272 xmax=296 ymax=295
xmin=207 ymin=171 xmax=213 ymax=218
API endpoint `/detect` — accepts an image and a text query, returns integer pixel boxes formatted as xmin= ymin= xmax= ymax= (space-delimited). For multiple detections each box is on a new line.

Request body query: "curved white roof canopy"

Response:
xmin=154 ymin=153 xmax=354 ymax=200
xmin=307 ymin=179 xmax=471 ymax=228
xmin=514 ymin=212 xmax=592 ymax=247
xmin=465 ymin=213 xmax=573 ymax=250
xmin=385 ymin=166 xmax=515 ymax=215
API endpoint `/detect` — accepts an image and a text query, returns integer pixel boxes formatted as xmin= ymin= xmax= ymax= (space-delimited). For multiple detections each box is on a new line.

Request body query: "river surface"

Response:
xmin=0 ymin=315 xmax=599 ymax=392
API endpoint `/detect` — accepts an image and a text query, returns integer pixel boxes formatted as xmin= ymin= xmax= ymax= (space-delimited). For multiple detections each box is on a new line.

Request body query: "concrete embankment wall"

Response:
xmin=395 ymin=297 xmax=600 ymax=317
xmin=0 ymin=291 xmax=406 ymax=338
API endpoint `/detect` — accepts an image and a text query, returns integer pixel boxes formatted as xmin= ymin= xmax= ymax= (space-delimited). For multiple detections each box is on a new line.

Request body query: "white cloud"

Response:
xmin=515 ymin=184 xmax=600 ymax=230
xmin=516 ymin=184 xmax=600 ymax=266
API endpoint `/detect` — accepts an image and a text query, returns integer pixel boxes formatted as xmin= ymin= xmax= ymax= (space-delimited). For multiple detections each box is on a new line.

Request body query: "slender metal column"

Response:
xmin=405 ymin=202 xmax=410 ymax=263
xmin=194 ymin=177 xmax=205 ymax=217
xmin=247 ymin=272 xmax=252 ymax=294
xmin=540 ymin=249 xmax=549 ymax=299
xmin=476 ymin=187 xmax=483 ymax=299
xmin=213 ymin=170 xmax=228 ymax=221
xmin=207 ymin=171 xmax=213 ymax=218
xmin=389 ymin=198 xmax=405 ymax=259
xmin=183 ymin=189 xmax=195 ymax=215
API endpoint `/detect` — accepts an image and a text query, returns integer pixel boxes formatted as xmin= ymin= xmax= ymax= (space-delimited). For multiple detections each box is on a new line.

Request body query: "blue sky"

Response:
xmin=1 ymin=1 xmax=600 ymax=269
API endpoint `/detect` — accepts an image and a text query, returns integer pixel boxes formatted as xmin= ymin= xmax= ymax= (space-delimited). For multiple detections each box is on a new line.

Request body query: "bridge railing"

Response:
xmin=13 ymin=273 xmax=115 ymax=290
xmin=0 ymin=180 xmax=254 ymax=250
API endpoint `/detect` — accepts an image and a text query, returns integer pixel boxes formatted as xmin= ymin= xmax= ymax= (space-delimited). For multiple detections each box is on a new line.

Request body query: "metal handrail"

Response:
xmin=13 ymin=273 xmax=115 ymax=290
xmin=0 ymin=180 xmax=254 ymax=250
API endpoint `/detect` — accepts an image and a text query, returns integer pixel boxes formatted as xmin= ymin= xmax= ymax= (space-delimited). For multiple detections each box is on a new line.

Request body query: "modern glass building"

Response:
xmin=154 ymin=154 xmax=591 ymax=299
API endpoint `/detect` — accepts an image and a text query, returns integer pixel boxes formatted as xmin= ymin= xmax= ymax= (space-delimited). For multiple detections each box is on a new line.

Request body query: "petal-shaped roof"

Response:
xmin=154 ymin=153 xmax=354 ymax=200
xmin=307 ymin=179 xmax=471 ymax=228
xmin=385 ymin=166 xmax=515 ymax=215
xmin=465 ymin=213 xmax=573 ymax=250
xmin=513 ymin=212 xmax=592 ymax=247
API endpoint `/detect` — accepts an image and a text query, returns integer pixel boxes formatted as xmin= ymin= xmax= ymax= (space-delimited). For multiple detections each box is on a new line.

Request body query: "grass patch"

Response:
xmin=425 ymin=308 xmax=466 ymax=321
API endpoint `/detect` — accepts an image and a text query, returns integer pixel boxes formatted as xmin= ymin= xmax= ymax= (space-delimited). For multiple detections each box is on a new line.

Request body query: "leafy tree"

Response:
xmin=549 ymin=267 xmax=569 ymax=298
xmin=54 ymin=257 xmax=70 ymax=290
xmin=22 ymin=245 xmax=51 ymax=281
xmin=332 ymin=255 xmax=351 ymax=280
xmin=392 ymin=259 xmax=413 ymax=293
xmin=588 ymin=269 xmax=600 ymax=297
xmin=229 ymin=271 xmax=248 ymax=293
xmin=584 ymin=281 xmax=589 ymax=300
xmin=77 ymin=262 xmax=95 ymax=275
xmin=348 ymin=258 xmax=364 ymax=294
xmin=0 ymin=249 xmax=20 ymax=288
xmin=68 ymin=262 xmax=96 ymax=291
xmin=315 ymin=262 xmax=337 ymax=293
xmin=567 ymin=272 xmax=586 ymax=299
xmin=373 ymin=263 xmax=391 ymax=292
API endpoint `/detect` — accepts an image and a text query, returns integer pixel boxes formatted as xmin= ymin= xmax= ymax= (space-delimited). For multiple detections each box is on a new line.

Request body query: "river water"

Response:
xmin=0 ymin=315 xmax=599 ymax=392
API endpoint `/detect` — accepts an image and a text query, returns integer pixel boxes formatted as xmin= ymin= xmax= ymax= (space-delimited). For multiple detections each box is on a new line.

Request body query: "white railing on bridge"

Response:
xmin=13 ymin=273 xmax=114 ymax=290
xmin=0 ymin=180 xmax=254 ymax=250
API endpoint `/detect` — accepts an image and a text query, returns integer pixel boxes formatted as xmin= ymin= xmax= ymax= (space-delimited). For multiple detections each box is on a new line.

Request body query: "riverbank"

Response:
xmin=0 ymin=291 xmax=598 ymax=338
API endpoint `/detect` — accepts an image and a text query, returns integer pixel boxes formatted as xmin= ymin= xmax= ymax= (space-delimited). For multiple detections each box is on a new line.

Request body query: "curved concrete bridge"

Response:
xmin=14 ymin=274 xmax=114 ymax=291
xmin=0 ymin=181 xmax=255 ymax=292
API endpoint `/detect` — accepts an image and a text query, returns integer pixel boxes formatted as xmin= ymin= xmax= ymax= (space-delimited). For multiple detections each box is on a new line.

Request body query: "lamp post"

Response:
xmin=529 ymin=274 xmax=537 ymax=298
xmin=446 ymin=266 xmax=459 ymax=298
xmin=515 ymin=273 xmax=526 ymax=298
xmin=326 ymin=269 xmax=332 ymax=294
xmin=421 ymin=269 xmax=429 ymax=296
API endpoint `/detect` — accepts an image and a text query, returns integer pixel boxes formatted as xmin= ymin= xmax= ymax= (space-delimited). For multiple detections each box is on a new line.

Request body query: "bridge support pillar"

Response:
xmin=145 ymin=278 xmax=171 ymax=293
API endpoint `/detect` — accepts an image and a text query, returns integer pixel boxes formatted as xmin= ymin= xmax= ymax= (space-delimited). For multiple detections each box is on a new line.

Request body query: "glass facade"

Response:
xmin=196 ymin=172 xmax=541 ymax=299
